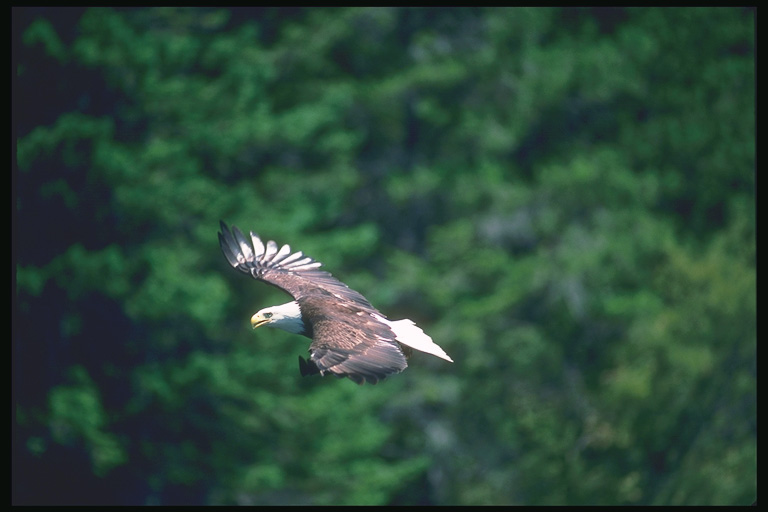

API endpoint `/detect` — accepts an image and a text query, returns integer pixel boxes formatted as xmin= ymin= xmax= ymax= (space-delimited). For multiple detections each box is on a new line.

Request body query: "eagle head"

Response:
xmin=251 ymin=301 xmax=305 ymax=334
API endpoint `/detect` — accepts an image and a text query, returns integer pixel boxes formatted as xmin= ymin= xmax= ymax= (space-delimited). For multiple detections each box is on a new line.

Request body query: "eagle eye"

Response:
xmin=264 ymin=312 xmax=273 ymax=319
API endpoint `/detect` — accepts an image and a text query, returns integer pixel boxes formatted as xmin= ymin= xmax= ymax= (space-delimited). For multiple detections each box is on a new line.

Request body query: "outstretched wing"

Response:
xmin=218 ymin=221 xmax=375 ymax=310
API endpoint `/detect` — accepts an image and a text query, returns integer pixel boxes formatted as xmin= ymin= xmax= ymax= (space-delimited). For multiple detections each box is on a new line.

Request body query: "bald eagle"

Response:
xmin=218 ymin=221 xmax=453 ymax=384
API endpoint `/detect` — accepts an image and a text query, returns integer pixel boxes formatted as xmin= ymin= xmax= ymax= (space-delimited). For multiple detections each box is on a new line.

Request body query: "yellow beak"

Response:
xmin=251 ymin=313 xmax=269 ymax=329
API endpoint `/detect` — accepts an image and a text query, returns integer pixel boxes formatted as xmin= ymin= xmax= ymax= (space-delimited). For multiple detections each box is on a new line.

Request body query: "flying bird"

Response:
xmin=218 ymin=221 xmax=453 ymax=384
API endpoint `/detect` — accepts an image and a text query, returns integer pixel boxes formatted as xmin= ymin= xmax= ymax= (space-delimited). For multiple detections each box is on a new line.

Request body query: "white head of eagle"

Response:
xmin=251 ymin=302 xmax=305 ymax=334
xmin=218 ymin=221 xmax=453 ymax=385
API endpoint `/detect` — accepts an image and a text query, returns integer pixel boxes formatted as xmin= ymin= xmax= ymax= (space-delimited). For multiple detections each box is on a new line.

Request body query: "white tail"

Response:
xmin=373 ymin=314 xmax=453 ymax=362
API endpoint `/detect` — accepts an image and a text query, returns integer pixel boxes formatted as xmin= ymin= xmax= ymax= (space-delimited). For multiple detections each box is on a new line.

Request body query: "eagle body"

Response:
xmin=218 ymin=222 xmax=452 ymax=384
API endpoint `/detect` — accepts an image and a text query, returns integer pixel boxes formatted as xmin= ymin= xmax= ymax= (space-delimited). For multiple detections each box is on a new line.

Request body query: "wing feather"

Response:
xmin=264 ymin=240 xmax=279 ymax=261
xmin=232 ymin=226 xmax=255 ymax=262
xmin=289 ymin=259 xmax=322 ymax=270
xmin=278 ymin=250 xmax=306 ymax=266
xmin=218 ymin=221 xmax=374 ymax=309
xmin=250 ymin=232 xmax=265 ymax=259
xmin=272 ymin=243 xmax=292 ymax=264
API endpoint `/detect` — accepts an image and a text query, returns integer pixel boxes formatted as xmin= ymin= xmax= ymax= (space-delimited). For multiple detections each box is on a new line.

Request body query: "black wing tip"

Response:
xmin=219 ymin=220 xmax=237 ymax=239
xmin=218 ymin=221 xmax=243 ymax=269
xmin=219 ymin=220 xmax=248 ymax=242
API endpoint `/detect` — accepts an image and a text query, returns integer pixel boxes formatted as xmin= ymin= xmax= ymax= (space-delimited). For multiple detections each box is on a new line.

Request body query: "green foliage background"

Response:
xmin=13 ymin=7 xmax=755 ymax=505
